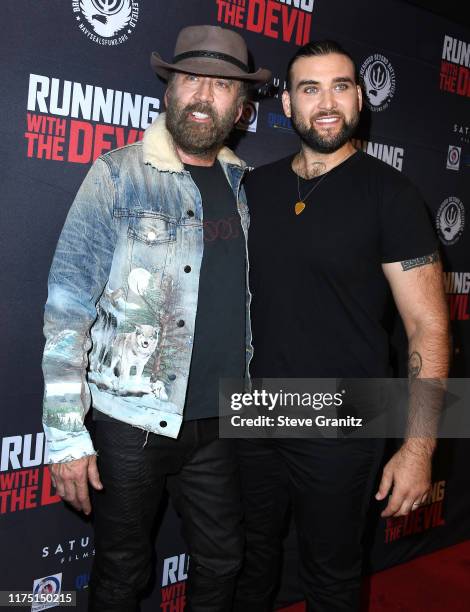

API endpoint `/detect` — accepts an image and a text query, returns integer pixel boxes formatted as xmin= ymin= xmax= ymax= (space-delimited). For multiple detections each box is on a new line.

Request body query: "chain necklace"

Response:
xmin=294 ymin=150 xmax=355 ymax=216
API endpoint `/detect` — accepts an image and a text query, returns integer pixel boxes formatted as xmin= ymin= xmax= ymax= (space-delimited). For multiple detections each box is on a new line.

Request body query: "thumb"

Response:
xmin=87 ymin=455 xmax=104 ymax=490
xmin=375 ymin=469 xmax=393 ymax=500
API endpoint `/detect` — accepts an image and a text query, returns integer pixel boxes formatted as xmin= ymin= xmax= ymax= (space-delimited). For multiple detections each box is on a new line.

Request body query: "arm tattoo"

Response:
xmin=408 ymin=351 xmax=422 ymax=378
xmin=401 ymin=251 xmax=439 ymax=271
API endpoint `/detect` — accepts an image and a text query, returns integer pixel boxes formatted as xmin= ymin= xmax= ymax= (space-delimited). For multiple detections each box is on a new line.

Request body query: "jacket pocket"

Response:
xmin=128 ymin=214 xmax=177 ymax=244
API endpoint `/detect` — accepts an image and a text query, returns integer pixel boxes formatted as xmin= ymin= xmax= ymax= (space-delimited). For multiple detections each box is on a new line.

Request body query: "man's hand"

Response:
xmin=50 ymin=455 xmax=103 ymax=515
xmin=375 ymin=444 xmax=432 ymax=517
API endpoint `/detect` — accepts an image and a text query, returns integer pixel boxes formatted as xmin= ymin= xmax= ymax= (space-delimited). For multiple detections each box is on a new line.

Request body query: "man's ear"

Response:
xmin=234 ymin=102 xmax=244 ymax=125
xmin=357 ymin=84 xmax=363 ymax=112
xmin=164 ymin=87 xmax=169 ymax=110
xmin=282 ymin=90 xmax=292 ymax=118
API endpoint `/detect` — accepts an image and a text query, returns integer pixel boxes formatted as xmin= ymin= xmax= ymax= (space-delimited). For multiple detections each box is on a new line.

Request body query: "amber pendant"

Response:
xmin=295 ymin=201 xmax=306 ymax=215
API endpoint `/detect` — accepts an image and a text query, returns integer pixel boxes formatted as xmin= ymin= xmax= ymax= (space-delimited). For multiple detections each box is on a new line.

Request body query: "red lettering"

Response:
xmin=10 ymin=488 xmax=25 ymax=512
xmin=52 ymin=137 xmax=65 ymax=161
xmin=265 ymin=1 xmax=280 ymax=39
xmin=25 ymin=132 xmax=39 ymax=157
xmin=295 ymin=10 xmax=304 ymax=45
xmin=432 ymin=500 xmax=446 ymax=527
xmin=303 ymin=12 xmax=311 ymax=44
xmin=25 ymin=486 xmax=38 ymax=509
xmin=68 ymin=120 xmax=93 ymax=163
xmin=449 ymin=294 xmax=459 ymax=320
xmin=448 ymin=294 xmax=470 ymax=320
xmin=457 ymin=66 xmax=470 ymax=97
xmin=0 ymin=472 xmax=15 ymax=490
xmin=0 ymin=491 xmax=10 ymax=513
xmin=93 ymin=124 xmax=115 ymax=160
xmin=234 ymin=5 xmax=245 ymax=28
xmin=412 ymin=506 xmax=423 ymax=533
xmin=161 ymin=586 xmax=176 ymax=603
xmin=423 ymin=504 xmax=434 ymax=529
xmin=26 ymin=112 xmax=44 ymax=132
xmin=40 ymin=466 xmax=61 ymax=506
xmin=247 ymin=0 xmax=265 ymax=33
xmin=115 ymin=127 xmax=143 ymax=148
xmin=281 ymin=5 xmax=297 ymax=42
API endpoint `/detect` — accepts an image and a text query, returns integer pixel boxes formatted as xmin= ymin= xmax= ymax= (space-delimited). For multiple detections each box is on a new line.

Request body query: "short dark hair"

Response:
xmin=286 ymin=40 xmax=359 ymax=91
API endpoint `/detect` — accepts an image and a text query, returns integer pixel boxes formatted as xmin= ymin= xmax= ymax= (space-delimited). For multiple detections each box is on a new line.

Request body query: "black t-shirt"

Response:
xmin=246 ymin=150 xmax=438 ymax=378
xmin=93 ymin=161 xmax=246 ymax=423
xmin=183 ymin=160 xmax=246 ymax=419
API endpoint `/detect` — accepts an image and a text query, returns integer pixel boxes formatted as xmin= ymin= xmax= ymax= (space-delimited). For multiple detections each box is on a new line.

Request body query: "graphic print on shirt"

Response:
xmin=85 ymin=267 xmax=189 ymax=402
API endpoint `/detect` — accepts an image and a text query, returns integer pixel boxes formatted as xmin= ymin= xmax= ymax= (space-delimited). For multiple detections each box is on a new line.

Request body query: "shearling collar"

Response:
xmin=142 ymin=112 xmax=244 ymax=172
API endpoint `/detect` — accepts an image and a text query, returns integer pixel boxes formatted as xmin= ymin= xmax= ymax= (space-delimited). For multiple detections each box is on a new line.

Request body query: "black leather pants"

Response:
xmin=88 ymin=417 xmax=243 ymax=612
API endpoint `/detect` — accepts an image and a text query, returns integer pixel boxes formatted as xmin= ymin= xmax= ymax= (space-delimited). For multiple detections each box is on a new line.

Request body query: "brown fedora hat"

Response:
xmin=151 ymin=25 xmax=271 ymax=86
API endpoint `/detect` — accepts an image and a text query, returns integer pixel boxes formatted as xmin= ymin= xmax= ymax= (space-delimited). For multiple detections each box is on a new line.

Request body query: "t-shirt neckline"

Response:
xmin=292 ymin=149 xmax=361 ymax=183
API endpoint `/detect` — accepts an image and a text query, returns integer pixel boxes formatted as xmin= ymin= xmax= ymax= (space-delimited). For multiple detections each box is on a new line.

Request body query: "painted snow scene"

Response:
xmin=87 ymin=266 xmax=188 ymax=411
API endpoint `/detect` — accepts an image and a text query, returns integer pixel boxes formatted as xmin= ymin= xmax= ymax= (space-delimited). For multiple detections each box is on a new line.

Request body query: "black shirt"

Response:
xmin=183 ymin=160 xmax=246 ymax=419
xmin=246 ymin=150 xmax=438 ymax=378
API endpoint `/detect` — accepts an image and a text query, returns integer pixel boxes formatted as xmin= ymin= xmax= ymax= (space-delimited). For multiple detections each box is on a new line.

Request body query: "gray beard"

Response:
xmin=165 ymin=95 xmax=239 ymax=157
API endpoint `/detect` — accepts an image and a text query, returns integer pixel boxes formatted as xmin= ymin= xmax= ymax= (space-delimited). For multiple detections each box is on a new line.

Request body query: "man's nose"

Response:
xmin=318 ymin=88 xmax=336 ymax=111
xmin=194 ymin=78 xmax=214 ymax=102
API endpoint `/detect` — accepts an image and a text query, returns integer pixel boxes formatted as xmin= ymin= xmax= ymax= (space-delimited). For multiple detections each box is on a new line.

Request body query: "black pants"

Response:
xmin=234 ymin=437 xmax=385 ymax=612
xmin=88 ymin=417 xmax=243 ymax=612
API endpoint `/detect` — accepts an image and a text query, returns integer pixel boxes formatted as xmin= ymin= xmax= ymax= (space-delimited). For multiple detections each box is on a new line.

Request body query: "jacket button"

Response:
xmin=187 ymin=210 xmax=195 ymax=217
xmin=168 ymin=374 xmax=176 ymax=381
xmin=159 ymin=420 xmax=167 ymax=428
xmin=147 ymin=231 xmax=156 ymax=241
xmin=177 ymin=320 xmax=185 ymax=327
xmin=184 ymin=265 xmax=191 ymax=273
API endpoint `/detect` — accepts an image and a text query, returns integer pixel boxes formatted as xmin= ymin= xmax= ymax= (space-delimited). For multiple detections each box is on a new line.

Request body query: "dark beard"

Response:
xmin=165 ymin=92 xmax=239 ymax=157
xmin=291 ymin=109 xmax=359 ymax=154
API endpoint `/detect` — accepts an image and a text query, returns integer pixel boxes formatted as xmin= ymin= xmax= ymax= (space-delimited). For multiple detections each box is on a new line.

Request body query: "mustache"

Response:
xmin=183 ymin=102 xmax=218 ymax=121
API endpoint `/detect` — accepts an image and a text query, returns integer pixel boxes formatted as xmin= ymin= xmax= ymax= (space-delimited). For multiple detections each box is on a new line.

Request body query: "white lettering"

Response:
xmin=442 ymin=35 xmax=453 ymax=61
xmin=26 ymin=74 xmax=160 ymax=128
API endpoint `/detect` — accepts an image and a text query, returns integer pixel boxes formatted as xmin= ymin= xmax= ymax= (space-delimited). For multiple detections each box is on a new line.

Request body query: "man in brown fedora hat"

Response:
xmin=41 ymin=24 xmax=270 ymax=612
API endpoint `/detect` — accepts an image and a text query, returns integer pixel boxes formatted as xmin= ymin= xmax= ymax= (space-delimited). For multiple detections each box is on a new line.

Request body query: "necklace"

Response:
xmin=294 ymin=150 xmax=355 ymax=216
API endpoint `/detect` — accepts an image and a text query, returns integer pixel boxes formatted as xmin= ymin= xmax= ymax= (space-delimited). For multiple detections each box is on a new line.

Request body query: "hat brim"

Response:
xmin=150 ymin=52 xmax=271 ymax=86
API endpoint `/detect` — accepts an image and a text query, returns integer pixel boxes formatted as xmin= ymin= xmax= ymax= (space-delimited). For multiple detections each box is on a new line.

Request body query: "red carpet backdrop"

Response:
xmin=1 ymin=0 xmax=470 ymax=609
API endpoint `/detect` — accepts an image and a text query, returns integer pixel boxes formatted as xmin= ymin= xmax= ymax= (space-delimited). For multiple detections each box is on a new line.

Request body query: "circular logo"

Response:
xmin=447 ymin=145 xmax=461 ymax=170
xmin=73 ymin=0 xmax=139 ymax=46
xmin=33 ymin=576 xmax=61 ymax=596
xmin=448 ymin=146 xmax=460 ymax=166
xmin=436 ymin=196 xmax=465 ymax=245
xmin=360 ymin=54 xmax=396 ymax=112
xmin=239 ymin=102 xmax=258 ymax=128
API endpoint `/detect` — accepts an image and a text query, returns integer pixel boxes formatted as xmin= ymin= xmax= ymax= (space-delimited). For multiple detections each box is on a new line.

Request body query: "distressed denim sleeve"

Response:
xmin=42 ymin=157 xmax=117 ymax=463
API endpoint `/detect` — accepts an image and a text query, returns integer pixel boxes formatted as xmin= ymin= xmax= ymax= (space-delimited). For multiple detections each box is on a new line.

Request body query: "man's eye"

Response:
xmin=304 ymin=87 xmax=318 ymax=94
xmin=216 ymin=80 xmax=230 ymax=89
xmin=186 ymin=75 xmax=199 ymax=82
xmin=335 ymin=83 xmax=348 ymax=91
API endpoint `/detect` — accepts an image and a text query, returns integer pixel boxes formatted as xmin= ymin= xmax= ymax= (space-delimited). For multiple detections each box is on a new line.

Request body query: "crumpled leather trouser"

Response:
xmin=88 ymin=417 xmax=243 ymax=612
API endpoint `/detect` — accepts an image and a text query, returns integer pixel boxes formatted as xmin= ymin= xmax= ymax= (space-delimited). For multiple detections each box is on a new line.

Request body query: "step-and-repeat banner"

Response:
xmin=1 ymin=1 xmax=470 ymax=609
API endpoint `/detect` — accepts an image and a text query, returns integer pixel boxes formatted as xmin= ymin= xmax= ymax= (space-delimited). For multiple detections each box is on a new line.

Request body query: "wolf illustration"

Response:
xmin=110 ymin=324 xmax=159 ymax=382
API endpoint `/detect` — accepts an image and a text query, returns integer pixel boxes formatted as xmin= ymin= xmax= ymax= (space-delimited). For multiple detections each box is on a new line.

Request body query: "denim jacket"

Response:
xmin=42 ymin=113 xmax=252 ymax=463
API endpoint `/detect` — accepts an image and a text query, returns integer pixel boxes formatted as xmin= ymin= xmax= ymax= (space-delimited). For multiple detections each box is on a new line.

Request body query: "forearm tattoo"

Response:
xmin=401 ymin=251 xmax=439 ymax=271
xmin=408 ymin=351 xmax=423 ymax=378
